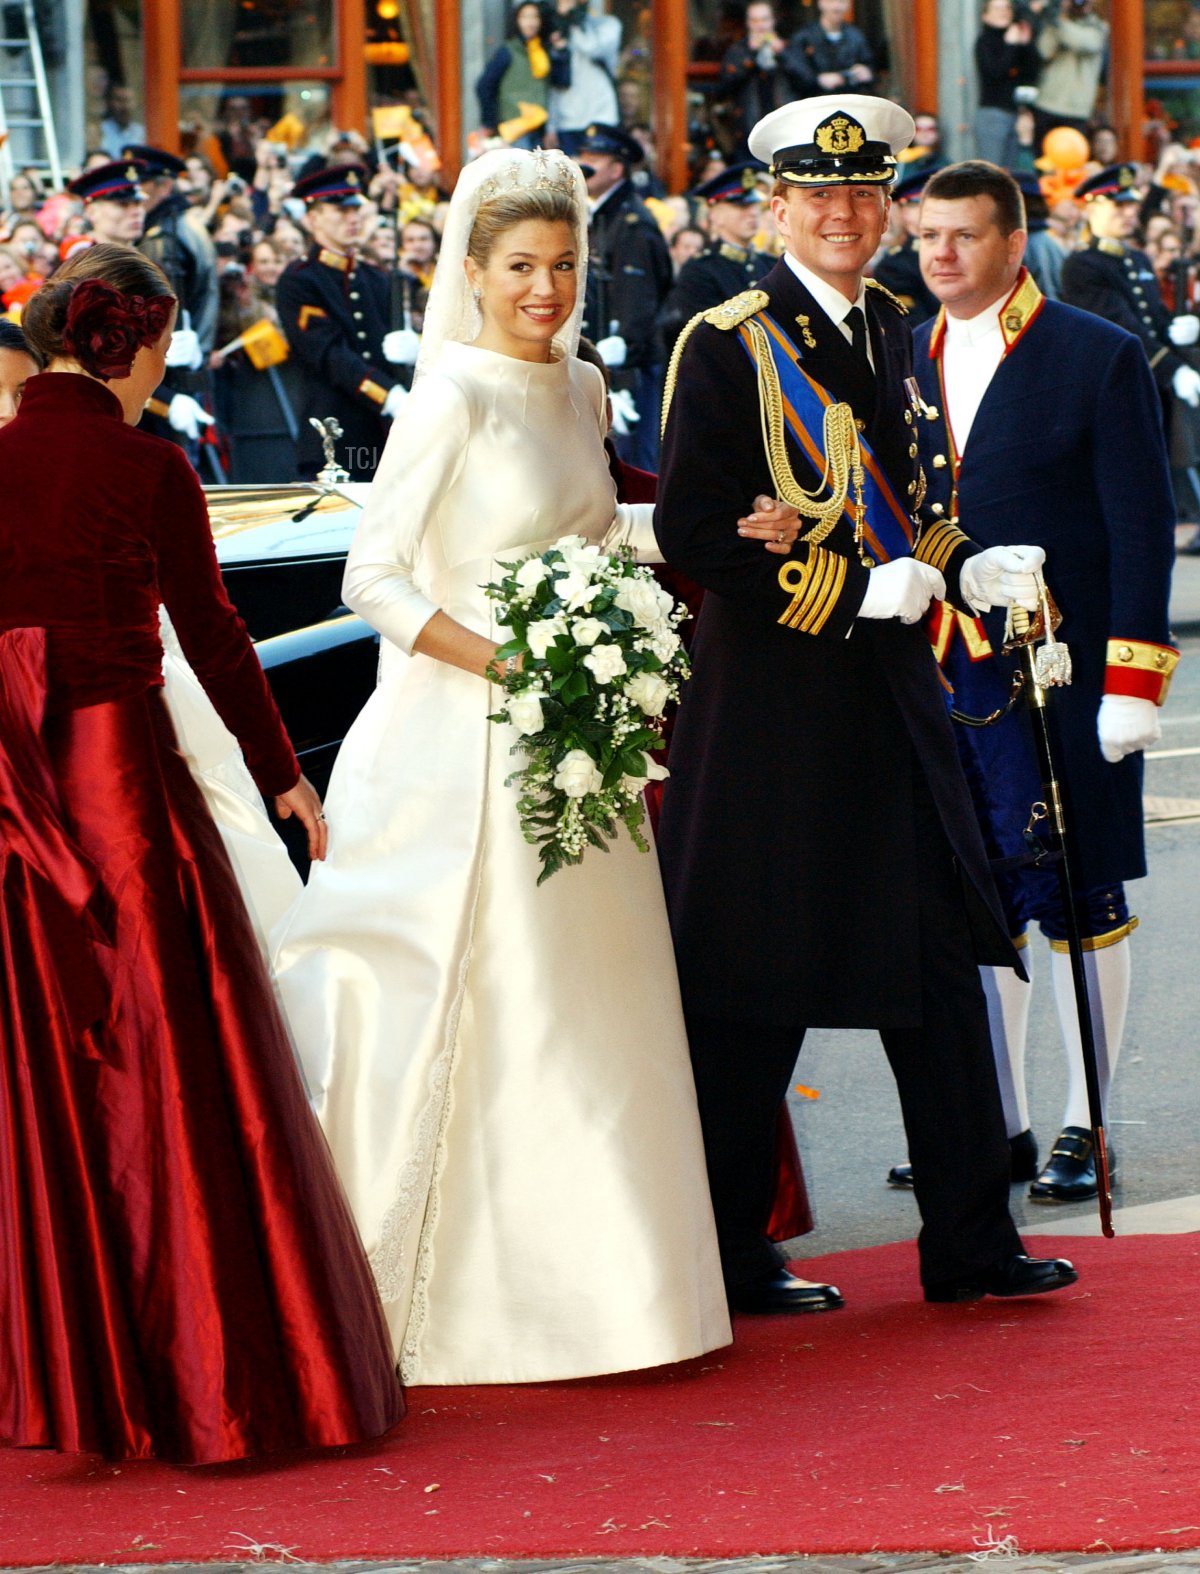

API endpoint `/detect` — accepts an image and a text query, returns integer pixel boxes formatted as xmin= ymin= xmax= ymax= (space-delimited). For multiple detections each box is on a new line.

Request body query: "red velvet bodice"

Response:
xmin=0 ymin=374 xmax=297 ymax=796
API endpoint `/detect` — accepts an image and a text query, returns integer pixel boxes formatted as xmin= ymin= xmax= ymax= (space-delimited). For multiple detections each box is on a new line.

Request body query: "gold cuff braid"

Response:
xmin=915 ymin=519 xmax=970 ymax=577
xmin=1048 ymin=917 xmax=1139 ymax=954
xmin=778 ymin=548 xmax=848 ymax=634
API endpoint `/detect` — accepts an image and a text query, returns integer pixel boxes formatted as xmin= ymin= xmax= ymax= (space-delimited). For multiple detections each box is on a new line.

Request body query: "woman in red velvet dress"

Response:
xmin=0 ymin=244 xmax=404 ymax=1463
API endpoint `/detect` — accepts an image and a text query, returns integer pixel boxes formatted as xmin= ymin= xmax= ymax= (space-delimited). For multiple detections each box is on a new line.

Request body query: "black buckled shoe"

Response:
xmin=728 ymin=1268 xmax=844 ymax=1315
xmin=924 ymin=1252 xmax=1078 ymax=1303
xmin=887 ymin=1129 xmax=1039 ymax=1190
xmin=1028 ymin=1125 xmax=1116 ymax=1203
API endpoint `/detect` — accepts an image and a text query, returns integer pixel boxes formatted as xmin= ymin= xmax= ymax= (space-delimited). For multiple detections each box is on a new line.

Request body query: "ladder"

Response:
xmin=0 ymin=0 xmax=62 ymax=206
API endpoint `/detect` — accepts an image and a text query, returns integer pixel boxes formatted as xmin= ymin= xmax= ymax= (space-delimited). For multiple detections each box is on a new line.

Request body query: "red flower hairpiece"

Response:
xmin=61 ymin=277 xmax=177 ymax=381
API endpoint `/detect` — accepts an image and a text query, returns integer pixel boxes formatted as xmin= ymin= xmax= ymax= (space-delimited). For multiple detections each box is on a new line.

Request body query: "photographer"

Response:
xmin=717 ymin=3 xmax=804 ymax=153
xmin=548 ymin=0 xmax=621 ymax=155
xmin=1033 ymin=0 xmax=1110 ymax=145
xmin=975 ymin=0 xmax=1039 ymax=167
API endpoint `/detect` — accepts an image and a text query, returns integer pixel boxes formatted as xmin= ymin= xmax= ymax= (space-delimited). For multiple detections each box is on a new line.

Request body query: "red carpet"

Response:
xmin=2 ymin=1233 xmax=1197 ymax=1562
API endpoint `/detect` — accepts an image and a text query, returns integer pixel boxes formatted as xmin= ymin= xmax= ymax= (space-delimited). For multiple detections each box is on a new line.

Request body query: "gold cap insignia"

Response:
xmin=347 ymin=170 xmax=360 ymax=186
xmin=125 ymin=165 xmax=139 ymax=181
xmin=741 ymin=167 xmax=758 ymax=190
xmin=815 ymin=114 xmax=865 ymax=157
xmin=1118 ymin=165 xmax=1135 ymax=189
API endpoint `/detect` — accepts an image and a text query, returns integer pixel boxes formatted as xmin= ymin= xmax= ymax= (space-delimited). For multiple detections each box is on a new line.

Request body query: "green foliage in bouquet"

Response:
xmin=485 ymin=535 xmax=690 ymax=883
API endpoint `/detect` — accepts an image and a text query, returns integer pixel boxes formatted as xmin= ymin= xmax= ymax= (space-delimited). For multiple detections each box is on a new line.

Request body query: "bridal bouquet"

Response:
xmin=485 ymin=535 xmax=690 ymax=883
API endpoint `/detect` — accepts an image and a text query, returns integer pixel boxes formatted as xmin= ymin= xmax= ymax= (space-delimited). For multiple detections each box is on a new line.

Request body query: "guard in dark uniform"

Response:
xmin=872 ymin=164 xmax=939 ymax=325
xmin=574 ymin=124 xmax=673 ymax=470
xmin=659 ymin=160 xmax=774 ymax=354
xmin=276 ymin=165 xmax=404 ymax=481
xmin=124 ymin=144 xmax=220 ymax=460
xmin=655 ymin=94 xmax=1076 ymax=1314
xmin=1061 ymin=163 xmax=1200 ymax=413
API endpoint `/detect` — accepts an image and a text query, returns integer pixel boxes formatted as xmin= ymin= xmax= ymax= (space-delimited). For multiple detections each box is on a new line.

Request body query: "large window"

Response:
xmin=182 ymin=1 xmax=335 ymax=71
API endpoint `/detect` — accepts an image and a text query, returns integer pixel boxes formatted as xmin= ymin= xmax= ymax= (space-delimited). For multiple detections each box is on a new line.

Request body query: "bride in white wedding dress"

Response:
xmin=272 ymin=147 xmax=731 ymax=1385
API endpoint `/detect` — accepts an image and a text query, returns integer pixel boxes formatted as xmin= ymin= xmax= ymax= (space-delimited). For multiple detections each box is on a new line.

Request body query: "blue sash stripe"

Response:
xmin=738 ymin=314 xmax=915 ymax=566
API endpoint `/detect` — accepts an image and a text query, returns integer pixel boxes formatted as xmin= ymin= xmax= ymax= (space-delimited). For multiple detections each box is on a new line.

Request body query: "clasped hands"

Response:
xmin=737 ymin=499 xmax=1045 ymax=623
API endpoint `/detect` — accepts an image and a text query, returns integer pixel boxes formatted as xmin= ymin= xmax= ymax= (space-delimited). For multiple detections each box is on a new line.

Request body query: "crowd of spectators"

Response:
xmin=4 ymin=0 xmax=1200 ymax=510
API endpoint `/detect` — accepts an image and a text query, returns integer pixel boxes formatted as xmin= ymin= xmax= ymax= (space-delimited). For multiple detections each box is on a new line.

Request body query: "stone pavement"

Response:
xmin=11 ymin=1556 xmax=1200 ymax=1574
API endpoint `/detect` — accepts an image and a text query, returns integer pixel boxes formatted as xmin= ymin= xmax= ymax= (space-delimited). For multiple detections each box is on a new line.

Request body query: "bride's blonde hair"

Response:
xmin=466 ymin=187 xmax=578 ymax=269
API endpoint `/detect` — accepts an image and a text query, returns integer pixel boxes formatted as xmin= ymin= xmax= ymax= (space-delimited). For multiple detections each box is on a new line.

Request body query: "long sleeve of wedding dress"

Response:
xmin=342 ymin=374 xmax=471 ymax=654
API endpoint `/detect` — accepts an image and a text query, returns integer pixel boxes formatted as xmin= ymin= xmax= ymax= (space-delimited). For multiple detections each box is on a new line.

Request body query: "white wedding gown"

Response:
xmin=272 ymin=343 xmax=730 ymax=1385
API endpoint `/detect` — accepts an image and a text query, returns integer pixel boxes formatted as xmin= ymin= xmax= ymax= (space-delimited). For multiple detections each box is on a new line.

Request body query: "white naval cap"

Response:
xmin=748 ymin=95 xmax=915 ymax=187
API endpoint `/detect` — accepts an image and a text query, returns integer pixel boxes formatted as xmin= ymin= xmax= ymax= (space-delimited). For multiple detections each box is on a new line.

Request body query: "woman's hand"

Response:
xmin=737 ymin=495 xmax=802 ymax=555
xmin=275 ymin=774 xmax=329 ymax=861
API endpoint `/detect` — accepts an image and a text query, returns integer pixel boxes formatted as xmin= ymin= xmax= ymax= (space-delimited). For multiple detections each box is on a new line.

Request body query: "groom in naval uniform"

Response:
xmin=655 ymin=95 xmax=1079 ymax=1313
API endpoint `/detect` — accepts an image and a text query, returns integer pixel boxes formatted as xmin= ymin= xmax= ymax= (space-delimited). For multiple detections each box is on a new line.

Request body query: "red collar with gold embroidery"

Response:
xmin=927 ymin=267 xmax=1045 ymax=360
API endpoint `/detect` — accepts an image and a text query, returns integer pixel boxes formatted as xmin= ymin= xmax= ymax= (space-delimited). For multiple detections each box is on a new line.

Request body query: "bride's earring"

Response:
xmin=472 ymin=287 xmax=483 ymax=305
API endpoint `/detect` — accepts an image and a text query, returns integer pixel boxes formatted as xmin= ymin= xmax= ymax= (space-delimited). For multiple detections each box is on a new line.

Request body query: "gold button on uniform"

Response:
xmin=931 ymin=502 xmax=944 ymax=515
xmin=933 ymin=453 xmax=947 ymax=469
xmin=908 ymin=442 xmax=918 ymax=457
xmin=904 ymin=409 xmax=913 ymax=424
xmin=1118 ymin=644 xmax=1134 ymax=661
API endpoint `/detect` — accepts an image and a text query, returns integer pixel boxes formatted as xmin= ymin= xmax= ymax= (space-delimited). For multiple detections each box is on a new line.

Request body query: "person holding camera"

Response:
xmin=548 ymin=0 xmax=621 ymax=155
xmin=975 ymin=0 xmax=1040 ymax=168
xmin=717 ymin=2 xmax=805 ymax=153
xmin=785 ymin=0 xmax=876 ymax=98
xmin=1032 ymin=0 xmax=1110 ymax=145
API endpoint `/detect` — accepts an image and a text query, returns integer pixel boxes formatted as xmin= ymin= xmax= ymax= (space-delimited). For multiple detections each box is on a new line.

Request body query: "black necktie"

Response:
xmin=847 ymin=305 xmax=872 ymax=371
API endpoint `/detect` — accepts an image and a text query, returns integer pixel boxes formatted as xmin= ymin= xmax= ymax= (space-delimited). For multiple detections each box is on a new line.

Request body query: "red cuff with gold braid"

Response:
xmin=1104 ymin=638 xmax=1180 ymax=706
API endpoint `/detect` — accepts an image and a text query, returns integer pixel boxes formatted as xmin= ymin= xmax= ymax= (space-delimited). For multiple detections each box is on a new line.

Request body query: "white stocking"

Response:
xmin=980 ymin=959 xmax=1033 ymax=1138
xmin=1051 ymin=936 xmax=1131 ymax=1130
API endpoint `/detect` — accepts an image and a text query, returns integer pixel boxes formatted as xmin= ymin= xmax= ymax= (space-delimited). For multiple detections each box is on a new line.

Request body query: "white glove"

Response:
xmin=959 ymin=543 xmax=1046 ymax=613
xmin=381 ymin=384 xmax=408 ymax=419
xmin=1169 ymin=314 xmax=1200 ymax=347
xmin=164 ymin=327 xmax=203 ymax=371
xmin=1097 ymin=694 xmax=1161 ymax=763
xmin=382 ymin=327 xmax=420 ymax=365
xmin=596 ymin=334 xmax=627 ymax=369
xmin=858 ymin=558 xmax=945 ymax=624
xmin=1173 ymin=364 xmax=1200 ymax=406
xmin=608 ymin=386 xmax=640 ymax=434
xmin=166 ymin=392 xmax=214 ymax=440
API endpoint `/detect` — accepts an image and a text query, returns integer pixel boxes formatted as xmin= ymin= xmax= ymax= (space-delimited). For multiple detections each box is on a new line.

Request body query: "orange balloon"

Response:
xmin=1041 ymin=125 xmax=1091 ymax=170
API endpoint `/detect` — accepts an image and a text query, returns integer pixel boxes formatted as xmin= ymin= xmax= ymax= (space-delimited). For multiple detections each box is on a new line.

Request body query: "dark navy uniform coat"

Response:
xmin=276 ymin=247 xmax=400 ymax=479
xmin=913 ymin=293 xmax=1175 ymax=896
xmin=654 ymin=260 xmax=1016 ymax=1031
xmin=658 ymin=240 xmax=775 ymax=354
xmin=582 ymin=179 xmax=673 ymax=385
xmin=1061 ymin=238 xmax=1185 ymax=398
xmin=873 ymin=235 xmax=938 ymax=327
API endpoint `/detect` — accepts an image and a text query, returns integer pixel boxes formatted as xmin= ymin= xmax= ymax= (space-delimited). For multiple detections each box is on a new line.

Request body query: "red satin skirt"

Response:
xmin=0 ymin=629 xmax=403 ymax=1463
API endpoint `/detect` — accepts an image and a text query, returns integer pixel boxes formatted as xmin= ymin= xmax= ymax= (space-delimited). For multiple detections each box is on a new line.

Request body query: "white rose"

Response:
xmin=583 ymin=644 xmax=628 ymax=684
xmin=621 ymin=753 xmax=669 ymax=794
xmin=553 ymin=534 xmax=586 ymax=554
xmin=558 ymin=539 xmax=608 ymax=576
xmin=571 ymin=616 xmax=607 ymax=647
xmin=507 ymin=688 xmax=546 ymax=736
xmin=648 ymin=628 xmax=681 ymax=662
xmin=513 ymin=557 xmax=552 ymax=600
xmin=553 ymin=748 xmax=604 ymax=798
xmin=625 ymin=670 xmax=671 ymax=716
xmin=526 ymin=615 xmax=568 ymax=659
xmin=554 ymin=569 xmax=600 ymax=612
xmin=615 ymin=577 xmax=671 ymax=630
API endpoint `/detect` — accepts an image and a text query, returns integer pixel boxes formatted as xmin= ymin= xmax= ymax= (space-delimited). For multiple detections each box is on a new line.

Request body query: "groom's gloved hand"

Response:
xmin=959 ymin=543 xmax=1045 ymax=613
xmin=857 ymin=558 xmax=945 ymax=624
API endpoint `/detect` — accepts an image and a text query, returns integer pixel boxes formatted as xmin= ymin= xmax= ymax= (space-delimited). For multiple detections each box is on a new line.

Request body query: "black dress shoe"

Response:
xmin=728 ymin=1268 xmax=844 ymax=1314
xmin=887 ymin=1129 xmax=1039 ymax=1190
xmin=924 ymin=1252 xmax=1078 ymax=1303
xmin=1028 ymin=1125 xmax=1116 ymax=1203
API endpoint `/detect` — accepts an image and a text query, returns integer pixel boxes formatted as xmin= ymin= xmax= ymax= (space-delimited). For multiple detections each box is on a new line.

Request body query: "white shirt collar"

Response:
xmin=944 ymin=291 xmax=1006 ymax=349
xmin=783 ymin=252 xmax=867 ymax=327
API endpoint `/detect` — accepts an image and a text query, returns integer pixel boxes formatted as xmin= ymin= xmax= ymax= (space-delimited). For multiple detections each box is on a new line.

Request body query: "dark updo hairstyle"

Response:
xmin=22 ymin=243 xmax=176 ymax=381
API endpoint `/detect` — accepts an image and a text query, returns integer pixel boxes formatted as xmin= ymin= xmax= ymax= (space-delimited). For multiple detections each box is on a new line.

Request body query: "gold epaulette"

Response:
xmin=660 ymin=290 xmax=770 ymax=436
xmin=703 ymin=288 xmax=771 ymax=331
xmin=865 ymin=278 xmax=908 ymax=316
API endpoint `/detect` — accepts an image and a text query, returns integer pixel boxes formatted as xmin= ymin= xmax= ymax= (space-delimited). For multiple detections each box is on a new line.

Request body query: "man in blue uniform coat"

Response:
xmin=900 ymin=161 xmax=1178 ymax=1202
xmin=276 ymin=165 xmax=407 ymax=480
xmin=655 ymin=95 xmax=1077 ymax=1314
xmin=659 ymin=160 xmax=774 ymax=354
